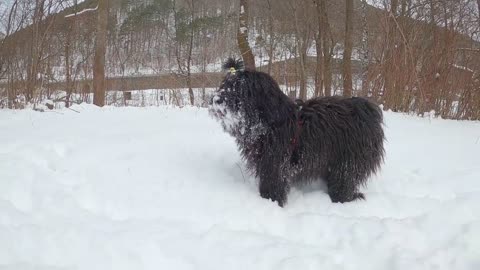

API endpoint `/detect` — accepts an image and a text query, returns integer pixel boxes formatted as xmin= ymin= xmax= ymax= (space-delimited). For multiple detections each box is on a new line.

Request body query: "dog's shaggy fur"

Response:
xmin=209 ymin=58 xmax=385 ymax=206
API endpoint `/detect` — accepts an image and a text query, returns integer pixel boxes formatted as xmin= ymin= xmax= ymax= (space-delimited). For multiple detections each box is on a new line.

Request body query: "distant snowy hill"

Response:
xmin=0 ymin=106 xmax=479 ymax=269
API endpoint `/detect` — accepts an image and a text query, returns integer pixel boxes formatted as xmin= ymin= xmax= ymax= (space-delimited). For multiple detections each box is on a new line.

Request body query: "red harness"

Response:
xmin=290 ymin=100 xmax=305 ymax=151
xmin=290 ymin=117 xmax=304 ymax=150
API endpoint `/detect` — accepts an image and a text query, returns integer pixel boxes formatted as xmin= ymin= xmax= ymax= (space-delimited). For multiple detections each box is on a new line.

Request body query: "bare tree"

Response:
xmin=1 ymin=0 xmax=479 ymax=119
xmin=477 ymin=0 xmax=480 ymax=28
xmin=359 ymin=0 xmax=369 ymax=96
xmin=266 ymin=0 xmax=276 ymax=75
xmin=321 ymin=0 xmax=333 ymax=96
xmin=237 ymin=0 xmax=255 ymax=70
xmin=0 ymin=0 xmax=26 ymax=108
xmin=291 ymin=0 xmax=312 ymax=100
xmin=64 ymin=9 xmax=74 ymax=108
xmin=186 ymin=0 xmax=195 ymax=106
xmin=93 ymin=0 xmax=108 ymax=107
xmin=382 ymin=0 xmax=398 ymax=110
xmin=313 ymin=0 xmax=323 ymax=97
xmin=25 ymin=0 xmax=44 ymax=102
xmin=343 ymin=0 xmax=353 ymax=97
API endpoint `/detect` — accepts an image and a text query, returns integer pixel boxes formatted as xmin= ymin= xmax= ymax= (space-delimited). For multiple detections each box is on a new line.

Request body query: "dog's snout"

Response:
xmin=213 ymin=94 xmax=224 ymax=105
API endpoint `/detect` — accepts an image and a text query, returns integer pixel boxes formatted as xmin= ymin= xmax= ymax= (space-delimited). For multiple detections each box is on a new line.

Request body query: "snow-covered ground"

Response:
xmin=0 ymin=105 xmax=479 ymax=270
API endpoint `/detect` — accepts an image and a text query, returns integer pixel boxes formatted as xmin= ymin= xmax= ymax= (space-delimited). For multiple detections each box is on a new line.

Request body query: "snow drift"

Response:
xmin=0 ymin=105 xmax=479 ymax=270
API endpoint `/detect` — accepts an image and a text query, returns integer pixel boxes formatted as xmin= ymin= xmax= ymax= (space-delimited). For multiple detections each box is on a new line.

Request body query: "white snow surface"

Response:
xmin=0 ymin=105 xmax=479 ymax=270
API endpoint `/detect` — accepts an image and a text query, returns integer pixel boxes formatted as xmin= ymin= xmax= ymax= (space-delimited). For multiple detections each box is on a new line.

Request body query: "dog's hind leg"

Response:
xmin=326 ymin=164 xmax=365 ymax=203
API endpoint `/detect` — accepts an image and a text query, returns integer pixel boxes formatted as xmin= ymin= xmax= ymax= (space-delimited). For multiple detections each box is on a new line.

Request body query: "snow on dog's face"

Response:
xmin=209 ymin=73 xmax=246 ymax=137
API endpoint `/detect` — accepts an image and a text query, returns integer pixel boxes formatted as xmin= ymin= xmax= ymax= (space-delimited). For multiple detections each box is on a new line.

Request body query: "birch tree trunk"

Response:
xmin=237 ymin=0 xmax=255 ymax=71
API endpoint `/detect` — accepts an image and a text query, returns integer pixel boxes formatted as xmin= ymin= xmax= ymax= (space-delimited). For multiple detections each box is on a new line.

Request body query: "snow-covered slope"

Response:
xmin=0 ymin=105 xmax=479 ymax=270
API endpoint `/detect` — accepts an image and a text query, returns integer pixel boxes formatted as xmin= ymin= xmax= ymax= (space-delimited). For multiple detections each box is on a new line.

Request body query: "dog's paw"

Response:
xmin=329 ymin=192 xmax=365 ymax=203
xmin=352 ymin=192 xmax=365 ymax=201
xmin=260 ymin=190 xmax=286 ymax=207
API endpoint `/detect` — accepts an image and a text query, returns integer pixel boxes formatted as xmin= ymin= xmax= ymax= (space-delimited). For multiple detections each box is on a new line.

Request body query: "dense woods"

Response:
xmin=0 ymin=0 xmax=479 ymax=119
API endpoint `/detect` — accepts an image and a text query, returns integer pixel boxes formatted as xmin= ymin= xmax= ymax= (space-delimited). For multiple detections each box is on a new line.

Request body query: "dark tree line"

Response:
xmin=0 ymin=0 xmax=479 ymax=119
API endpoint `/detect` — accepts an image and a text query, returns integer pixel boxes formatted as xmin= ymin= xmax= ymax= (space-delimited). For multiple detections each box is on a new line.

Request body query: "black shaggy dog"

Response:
xmin=209 ymin=58 xmax=385 ymax=207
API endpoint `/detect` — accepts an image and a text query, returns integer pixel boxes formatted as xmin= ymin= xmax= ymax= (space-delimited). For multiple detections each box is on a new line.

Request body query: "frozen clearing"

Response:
xmin=0 ymin=105 xmax=479 ymax=270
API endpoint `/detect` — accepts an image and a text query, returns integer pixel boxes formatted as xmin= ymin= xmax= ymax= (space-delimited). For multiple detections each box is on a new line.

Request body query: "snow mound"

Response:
xmin=0 ymin=106 xmax=479 ymax=269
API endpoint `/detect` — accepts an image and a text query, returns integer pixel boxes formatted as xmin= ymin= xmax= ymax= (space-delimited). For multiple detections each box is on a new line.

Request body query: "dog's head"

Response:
xmin=209 ymin=58 xmax=295 ymax=137
xmin=209 ymin=58 xmax=248 ymax=135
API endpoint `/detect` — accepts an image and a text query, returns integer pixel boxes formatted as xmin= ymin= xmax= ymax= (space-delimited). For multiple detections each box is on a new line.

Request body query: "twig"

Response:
xmin=67 ymin=107 xmax=80 ymax=113
xmin=454 ymin=48 xmax=480 ymax=53
xmin=44 ymin=110 xmax=64 ymax=115
xmin=236 ymin=162 xmax=247 ymax=183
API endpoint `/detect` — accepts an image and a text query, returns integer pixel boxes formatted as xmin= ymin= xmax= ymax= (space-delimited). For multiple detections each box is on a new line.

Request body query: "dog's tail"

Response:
xmin=352 ymin=97 xmax=384 ymax=124
xmin=222 ymin=58 xmax=244 ymax=74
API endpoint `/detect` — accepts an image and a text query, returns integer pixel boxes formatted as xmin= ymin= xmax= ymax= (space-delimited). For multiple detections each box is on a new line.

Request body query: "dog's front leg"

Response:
xmin=258 ymin=163 xmax=290 ymax=207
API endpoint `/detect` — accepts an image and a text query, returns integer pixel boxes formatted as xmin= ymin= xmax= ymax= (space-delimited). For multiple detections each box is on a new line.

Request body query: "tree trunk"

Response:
xmin=237 ymin=0 xmax=255 ymax=70
xmin=321 ymin=0 xmax=332 ymax=96
xmin=314 ymin=0 xmax=323 ymax=97
xmin=93 ymin=0 xmax=108 ymax=107
xmin=343 ymin=0 xmax=353 ymax=97
xmin=293 ymin=2 xmax=309 ymax=100
xmin=400 ymin=0 xmax=408 ymax=17
xmin=477 ymin=0 xmax=480 ymax=28
xmin=383 ymin=0 xmax=398 ymax=109
xmin=426 ymin=0 xmax=437 ymax=112
xmin=267 ymin=0 xmax=274 ymax=75
xmin=298 ymin=45 xmax=308 ymax=100
xmin=26 ymin=0 xmax=45 ymax=102
xmin=187 ymin=0 xmax=195 ymax=106
xmin=65 ymin=23 xmax=72 ymax=108
xmin=360 ymin=0 xmax=369 ymax=96
xmin=3 ymin=0 xmax=19 ymax=108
